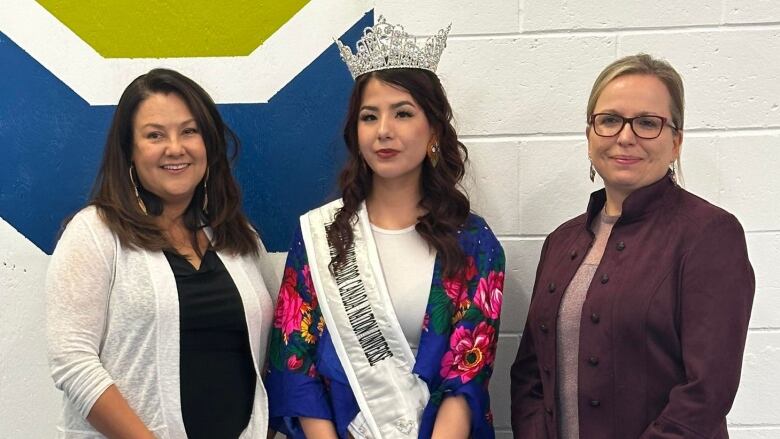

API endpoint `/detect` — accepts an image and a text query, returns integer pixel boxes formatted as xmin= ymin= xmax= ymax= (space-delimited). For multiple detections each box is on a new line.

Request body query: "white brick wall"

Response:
xmin=0 ymin=220 xmax=61 ymax=438
xmin=724 ymin=0 xmax=780 ymax=24
xmin=2 ymin=2 xmax=778 ymax=437
xmin=378 ymin=1 xmax=780 ymax=436
xmin=522 ymin=1 xmax=722 ymax=30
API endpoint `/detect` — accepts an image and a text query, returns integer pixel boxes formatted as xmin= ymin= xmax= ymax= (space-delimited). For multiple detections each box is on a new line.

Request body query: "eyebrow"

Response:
xmin=139 ymin=118 xmax=197 ymax=130
xmin=359 ymin=101 xmax=418 ymax=112
xmin=597 ymin=109 xmax=663 ymax=117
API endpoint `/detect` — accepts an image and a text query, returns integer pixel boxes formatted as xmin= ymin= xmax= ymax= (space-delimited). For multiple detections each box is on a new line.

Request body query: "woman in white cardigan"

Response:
xmin=46 ymin=69 xmax=277 ymax=439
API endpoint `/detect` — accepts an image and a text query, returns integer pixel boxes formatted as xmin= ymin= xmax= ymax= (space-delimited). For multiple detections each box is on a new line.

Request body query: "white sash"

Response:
xmin=300 ymin=200 xmax=430 ymax=439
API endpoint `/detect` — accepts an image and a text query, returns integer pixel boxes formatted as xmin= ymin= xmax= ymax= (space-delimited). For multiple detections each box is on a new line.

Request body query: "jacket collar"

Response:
xmin=585 ymin=171 xmax=677 ymax=229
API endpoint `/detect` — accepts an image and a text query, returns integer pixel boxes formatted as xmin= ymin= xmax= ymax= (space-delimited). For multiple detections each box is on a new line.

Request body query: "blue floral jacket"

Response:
xmin=266 ymin=213 xmax=505 ymax=438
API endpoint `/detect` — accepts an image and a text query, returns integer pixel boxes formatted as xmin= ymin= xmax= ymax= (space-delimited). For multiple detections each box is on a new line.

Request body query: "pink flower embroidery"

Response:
xmin=287 ymin=354 xmax=303 ymax=371
xmin=440 ymin=322 xmax=496 ymax=383
xmin=464 ymin=256 xmax=478 ymax=281
xmin=282 ymin=266 xmax=297 ymax=289
xmin=474 ymin=271 xmax=504 ymax=319
xmin=274 ymin=268 xmax=303 ymax=342
xmin=443 ymin=277 xmax=469 ymax=309
xmin=443 ymin=257 xmax=478 ymax=308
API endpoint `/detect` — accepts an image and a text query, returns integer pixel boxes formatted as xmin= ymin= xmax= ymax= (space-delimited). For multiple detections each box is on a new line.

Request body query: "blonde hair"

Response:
xmin=587 ymin=53 xmax=685 ymax=183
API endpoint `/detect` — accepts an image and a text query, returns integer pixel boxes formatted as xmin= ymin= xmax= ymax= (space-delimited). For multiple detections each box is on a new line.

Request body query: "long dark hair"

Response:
xmin=89 ymin=68 xmax=258 ymax=255
xmin=327 ymin=68 xmax=470 ymax=278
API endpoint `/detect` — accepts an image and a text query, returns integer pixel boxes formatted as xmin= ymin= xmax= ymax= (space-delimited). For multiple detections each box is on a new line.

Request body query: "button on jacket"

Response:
xmin=510 ymin=175 xmax=755 ymax=439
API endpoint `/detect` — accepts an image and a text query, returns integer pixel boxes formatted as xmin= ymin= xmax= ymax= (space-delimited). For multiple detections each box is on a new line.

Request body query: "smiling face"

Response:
xmin=588 ymin=74 xmax=682 ymax=198
xmin=357 ymin=78 xmax=435 ymax=185
xmin=131 ymin=92 xmax=207 ymax=212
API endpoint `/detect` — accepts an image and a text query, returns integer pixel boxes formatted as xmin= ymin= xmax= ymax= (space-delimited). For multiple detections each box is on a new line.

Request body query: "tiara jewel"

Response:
xmin=336 ymin=16 xmax=451 ymax=80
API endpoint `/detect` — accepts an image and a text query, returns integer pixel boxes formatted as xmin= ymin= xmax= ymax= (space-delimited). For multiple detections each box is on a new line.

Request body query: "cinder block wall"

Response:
xmin=376 ymin=1 xmax=780 ymax=437
xmin=1 ymin=2 xmax=778 ymax=437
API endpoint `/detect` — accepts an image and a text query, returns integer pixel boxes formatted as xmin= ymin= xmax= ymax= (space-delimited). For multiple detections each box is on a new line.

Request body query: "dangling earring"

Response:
xmin=427 ymin=141 xmax=440 ymax=168
xmin=669 ymin=161 xmax=678 ymax=185
xmin=589 ymin=161 xmax=596 ymax=182
xmin=129 ymin=165 xmax=148 ymax=215
xmin=202 ymin=167 xmax=210 ymax=212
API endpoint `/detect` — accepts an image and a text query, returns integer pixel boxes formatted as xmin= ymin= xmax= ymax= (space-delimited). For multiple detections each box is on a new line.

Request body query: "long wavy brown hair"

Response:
xmin=327 ymin=68 xmax=470 ymax=278
xmin=88 ymin=68 xmax=258 ymax=256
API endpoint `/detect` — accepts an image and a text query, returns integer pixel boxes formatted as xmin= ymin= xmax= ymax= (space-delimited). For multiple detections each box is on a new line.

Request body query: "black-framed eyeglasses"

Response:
xmin=589 ymin=113 xmax=679 ymax=139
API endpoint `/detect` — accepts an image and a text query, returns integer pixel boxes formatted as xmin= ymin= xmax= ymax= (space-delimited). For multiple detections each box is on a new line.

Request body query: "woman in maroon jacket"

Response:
xmin=510 ymin=54 xmax=755 ymax=439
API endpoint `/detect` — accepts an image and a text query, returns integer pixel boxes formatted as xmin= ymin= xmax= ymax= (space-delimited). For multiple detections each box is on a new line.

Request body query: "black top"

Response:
xmin=164 ymin=249 xmax=256 ymax=439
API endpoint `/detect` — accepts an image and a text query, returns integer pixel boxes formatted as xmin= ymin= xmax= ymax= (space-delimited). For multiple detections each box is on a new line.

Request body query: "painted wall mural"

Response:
xmin=0 ymin=0 xmax=373 ymax=252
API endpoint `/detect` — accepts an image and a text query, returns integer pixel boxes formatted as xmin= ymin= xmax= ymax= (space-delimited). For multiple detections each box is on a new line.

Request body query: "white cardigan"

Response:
xmin=46 ymin=207 xmax=277 ymax=438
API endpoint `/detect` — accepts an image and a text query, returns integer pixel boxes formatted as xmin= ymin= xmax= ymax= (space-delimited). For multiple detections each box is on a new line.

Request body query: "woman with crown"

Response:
xmin=265 ymin=17 xmax=505 ymax=439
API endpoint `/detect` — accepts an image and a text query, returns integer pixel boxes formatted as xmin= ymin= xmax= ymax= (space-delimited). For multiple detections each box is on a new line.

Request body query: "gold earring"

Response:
xmin=202 ymin=168 xmax=209 ymax=212
xmin=427 ymin=141 xmax=440 ymax=168
xmin=129 ymin=165 xmax=148 ymax=215
xmin=669 ymin=161 xmax=677 ymax=185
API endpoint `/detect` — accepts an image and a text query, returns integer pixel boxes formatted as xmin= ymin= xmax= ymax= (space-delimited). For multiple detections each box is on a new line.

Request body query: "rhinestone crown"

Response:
xmin=336 ymin=16 xmax=451 ymax=80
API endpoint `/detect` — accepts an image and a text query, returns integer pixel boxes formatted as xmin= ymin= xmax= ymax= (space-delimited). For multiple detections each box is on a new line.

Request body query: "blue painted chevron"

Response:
xmin=0 ymin=13 xmax=371 ymax=253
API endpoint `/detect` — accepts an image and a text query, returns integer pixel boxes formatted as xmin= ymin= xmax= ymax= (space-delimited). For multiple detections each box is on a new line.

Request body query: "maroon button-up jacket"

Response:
xmin=510 ymin=175 xmax=755 ymax=438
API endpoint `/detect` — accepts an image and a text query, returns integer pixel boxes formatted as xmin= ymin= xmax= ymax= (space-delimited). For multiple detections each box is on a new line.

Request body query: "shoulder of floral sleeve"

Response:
xmin=460 ymin=213 xmax=503 ymax=256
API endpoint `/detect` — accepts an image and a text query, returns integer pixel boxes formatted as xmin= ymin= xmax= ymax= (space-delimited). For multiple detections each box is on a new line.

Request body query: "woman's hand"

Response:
xmin=86 ymin=385 xmax=156 ymax=439
xmin=300 ymin=417 xmax=339 ymax=439
xmin=431 ymin=394 xmax=471 ymax=439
